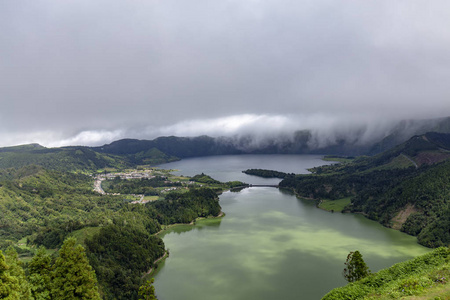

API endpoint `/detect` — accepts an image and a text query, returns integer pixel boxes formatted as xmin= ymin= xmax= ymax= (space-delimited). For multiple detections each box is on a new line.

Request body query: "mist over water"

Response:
xmin=154 ymin=156 xmax=429 ymax=300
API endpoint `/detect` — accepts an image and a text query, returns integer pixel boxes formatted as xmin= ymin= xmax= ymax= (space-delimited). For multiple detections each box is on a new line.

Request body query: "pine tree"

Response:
xmin=0 ymin=250 xmax=14 ymax=299
xmin=51 ymin=237 xmax=101 ymax=299
xmin=0 ymin=247 xmax=31 ymax=299
xmin=342 ymin=250 xmax=371 ymax=282
xmin=28 ymin=246 xmax=52 ymax=300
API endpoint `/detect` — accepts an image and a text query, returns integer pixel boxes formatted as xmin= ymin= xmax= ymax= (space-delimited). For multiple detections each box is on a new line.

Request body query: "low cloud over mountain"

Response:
xmin=1 ymin=1 xmax=450 ymax=147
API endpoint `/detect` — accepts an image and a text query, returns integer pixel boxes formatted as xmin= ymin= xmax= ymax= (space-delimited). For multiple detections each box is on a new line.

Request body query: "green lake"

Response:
xmin=155 ymin=155 xmax=429 ymax=300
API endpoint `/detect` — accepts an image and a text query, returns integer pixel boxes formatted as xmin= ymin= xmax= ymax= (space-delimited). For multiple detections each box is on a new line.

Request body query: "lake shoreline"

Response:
xmin=153 ymin=155 xmax=429 ymax=299
xmin=154 ymin=210 xmax=225 ymax=237
xmin=147 ymin=211 xmax=226 ymax=277
xmin=143 ymin=250 xmax=170 ymax=278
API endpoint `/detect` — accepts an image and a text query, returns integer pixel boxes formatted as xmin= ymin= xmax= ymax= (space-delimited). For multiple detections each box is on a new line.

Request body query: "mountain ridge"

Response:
xmin=0 ymin=116 xmax=449 ymax=173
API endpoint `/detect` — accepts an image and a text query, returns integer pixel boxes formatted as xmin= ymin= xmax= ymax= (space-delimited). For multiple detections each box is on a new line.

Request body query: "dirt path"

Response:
xmin=143 ymin=251 xmax=169 ymax=277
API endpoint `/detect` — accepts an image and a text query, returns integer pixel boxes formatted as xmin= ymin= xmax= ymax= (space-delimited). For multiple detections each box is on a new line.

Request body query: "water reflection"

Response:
xmin=158 ymin=217 xmax=223 ymax=238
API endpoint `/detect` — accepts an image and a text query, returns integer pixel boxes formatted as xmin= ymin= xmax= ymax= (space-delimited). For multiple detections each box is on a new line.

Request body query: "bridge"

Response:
xmin=249 ymin=184 xmax=279 ymax=188
xmin=230 ymin=184 xmax=279 ymax=190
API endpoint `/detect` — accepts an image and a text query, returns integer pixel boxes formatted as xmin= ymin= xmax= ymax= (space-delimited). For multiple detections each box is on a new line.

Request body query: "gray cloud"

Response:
xmin=1 ymin=0 xmax=450 ymax=147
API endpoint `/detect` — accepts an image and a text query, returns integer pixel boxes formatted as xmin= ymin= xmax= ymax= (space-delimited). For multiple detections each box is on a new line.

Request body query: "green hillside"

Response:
xmin=0 ymin=145 xmax=132 ymax=172
xmin=92 ymin=135 xmax=243 ymax=158
xmin=0 ymin=163 xmax=226 ymax=299
xmin=322 ymin=247 xmax=450 ymax=300
xmin=0 ymin=143 xmax=45 ymax=153
xmin=280 ymin=132 xmax=450 ymax=248
xmin=0 ymin=165 xmax=125 ymax=249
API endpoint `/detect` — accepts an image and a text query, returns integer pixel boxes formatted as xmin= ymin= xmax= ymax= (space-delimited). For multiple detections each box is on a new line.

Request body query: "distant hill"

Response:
xmin=341 ymin=131 xmax=450 ymax=172
xmin=0 ymin=136 xmax=243 ymax=172
xmin=1 ymin=116 xmax=450 ymax=172
xmin=92 ymin=135 xmax=243 ymax=158
xmin=280 ymin=132 xmax=450 ymax=248
xmin=0 ymin=144 xmax=131 ymax=172
xmin=368 ymin=116 xmax=450 ymax=155
xmin=0 ymin=143 xmax=45 ymax=153
xmin=92 ymin=117 xmax=450 ymax=158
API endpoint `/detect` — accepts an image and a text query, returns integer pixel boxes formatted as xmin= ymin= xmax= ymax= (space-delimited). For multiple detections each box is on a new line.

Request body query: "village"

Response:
xmin=93 ymin=168 xmax=200 ymax=204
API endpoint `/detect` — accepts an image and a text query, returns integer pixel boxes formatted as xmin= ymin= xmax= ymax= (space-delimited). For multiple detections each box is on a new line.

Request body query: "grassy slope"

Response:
xmin=68 ymin=227 xmax=102 ymax=248
xmin=319 ymin=197 xmax=352 ymax=212
xmin=322 ymin=247 xmax=450 ymax=300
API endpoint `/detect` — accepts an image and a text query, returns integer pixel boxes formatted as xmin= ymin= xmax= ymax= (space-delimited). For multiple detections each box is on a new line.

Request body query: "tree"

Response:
xmin=0 ymin=248 xmax=31 ymax=299
xmin=139 ymin=278 xmax=157 ymax=300
xmin=28 ymin=246 xmax=52 ymax=300
xmin=51 ymin=237 xmax=101 ymax=299
xmin=342 ymin=250 xmax=371 ymax=282
xmin=0 ymin=250 xmax=16 ymax=299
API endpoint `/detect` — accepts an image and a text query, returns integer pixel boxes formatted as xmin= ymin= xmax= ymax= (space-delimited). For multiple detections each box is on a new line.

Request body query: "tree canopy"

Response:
xmin=0 ymin=248 xmax=31 ymax=299
xmin=342 ymin=251 xmax=371 ymax=283
xmin=51 ymin=238 xmax=101 ymax=299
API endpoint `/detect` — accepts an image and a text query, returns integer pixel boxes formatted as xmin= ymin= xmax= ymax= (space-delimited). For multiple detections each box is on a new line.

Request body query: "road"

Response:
xmin=401 ymin=153 xmax=418 ymax=168
xmin=93 ymin=178 xmax=106 ymax=195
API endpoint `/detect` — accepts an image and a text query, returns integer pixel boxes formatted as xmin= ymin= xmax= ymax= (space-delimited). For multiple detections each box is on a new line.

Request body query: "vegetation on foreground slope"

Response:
xmin=322 ymin=247 xmax=450 ymax=300
xmin=1 ymin=238 xmax=101 ymax=299
xmin=280 ymin=133 xmax=450 ymax=248
xmin=0 ymin=164 xmax=228 ymax=299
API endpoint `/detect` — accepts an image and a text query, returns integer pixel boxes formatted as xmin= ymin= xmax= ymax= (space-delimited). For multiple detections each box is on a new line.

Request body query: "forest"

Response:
xmin=280 ymin=133 xmax=450 ymax=248
xmin=1 ymin=238 xmax=102 ymax=299
xmin=242 ymin=168 xmax=289 ymax=178
xmin=0 ymin=164 xmax=223 ymax=299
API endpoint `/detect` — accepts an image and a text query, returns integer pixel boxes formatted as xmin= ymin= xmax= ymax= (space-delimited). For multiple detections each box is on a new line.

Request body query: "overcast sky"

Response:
xmin=1 ymin=0 xmax=450 ymax=147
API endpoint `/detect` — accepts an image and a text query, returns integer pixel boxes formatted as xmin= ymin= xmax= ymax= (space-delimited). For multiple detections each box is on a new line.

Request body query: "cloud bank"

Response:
xmin=1 ymin=0 xmax=450 ymax=147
